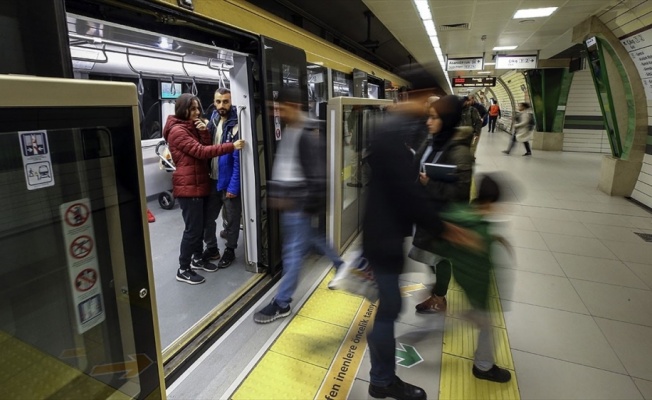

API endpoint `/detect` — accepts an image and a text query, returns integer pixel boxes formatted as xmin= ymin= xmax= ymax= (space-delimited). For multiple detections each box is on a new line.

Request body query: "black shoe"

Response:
xmin=191 ymin=255 xmax=219 ymax=272
xmin=253 ymin=300 xmax=291 ymax=324
xmin=523 ymin=152 xmax=532 ymax=156
xmin=218 ymin=247 xmax=235 ymax=269
xmin=176 ymin=268 xmax=206 ymax=285
xmin=369 ymin=376 xmax=426 ymax=400
xmin=202 ymin=247 xmax=220 ymax=260
xmin=501 ymin=150 xmax=510 ymax=155
xmin=472 ymin=364 xmax=511 ymax=383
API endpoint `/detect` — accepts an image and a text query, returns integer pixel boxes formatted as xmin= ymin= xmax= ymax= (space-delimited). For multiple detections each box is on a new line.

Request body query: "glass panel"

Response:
xmin=332 ymin=70 xmax=353 ymax=97
xmin=0 ymin=107 xmax=158 ymax=398
xmin=308 ymin=65 xmax=329 ymax=119
xmin=339 ymin=105 xmax=384 ymax=248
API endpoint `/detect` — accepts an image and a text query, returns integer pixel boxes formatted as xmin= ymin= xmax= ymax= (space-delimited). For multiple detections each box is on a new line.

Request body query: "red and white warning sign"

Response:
xmin=60 ymin=198 xmax=105 ymax=334
xmin=75 ymin=268 xmax=98 ymax=292
xmin=64 ymin=203 xmax=90 ymax=227
xmin=70 ymin=235 xmax=94 ymax=259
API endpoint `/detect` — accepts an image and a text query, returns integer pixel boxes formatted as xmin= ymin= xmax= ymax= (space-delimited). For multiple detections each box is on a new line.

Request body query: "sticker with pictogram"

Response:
xmin=70 ymin=235 xmax=93 ymax=259
xmin=60 ymin=198 xmax=105 ymax=334
xmin=65 ymin=203 xmax=90 ymax=227
xmin=75 ymin=268 xmax=98 ymax=292
xmin=18 ymin=130 xmax=55 ymax=190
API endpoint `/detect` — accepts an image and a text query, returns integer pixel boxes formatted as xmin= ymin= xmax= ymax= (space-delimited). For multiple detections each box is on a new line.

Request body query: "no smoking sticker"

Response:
xmin=75 ymin=268 xmax=98 ymax=292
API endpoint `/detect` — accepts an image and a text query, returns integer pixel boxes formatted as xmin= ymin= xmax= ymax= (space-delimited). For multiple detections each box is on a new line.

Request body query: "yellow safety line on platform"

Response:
xmin=233 ymin=259 xmax=519 ymax=399
xmin=315 ymin=299 xmax=376 ymax=400
xmin=439 ymin=276 xmax=520 ymax=400
xmin=232 ymin=270 xmax=372 ymax=400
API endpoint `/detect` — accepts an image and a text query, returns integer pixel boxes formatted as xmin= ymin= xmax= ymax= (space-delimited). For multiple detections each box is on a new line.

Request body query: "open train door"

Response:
xmin=259 ymin=36 xmax=309 ymax=274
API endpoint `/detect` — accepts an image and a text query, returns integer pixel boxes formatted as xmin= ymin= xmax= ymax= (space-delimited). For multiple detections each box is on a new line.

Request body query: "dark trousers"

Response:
xmin=367 ymin=267 xmax=402 ymax=386
xmin=431 ymin=258 xmax=452 ymax=297
xmin=204 ymin=179 xmax=242 ymax=250
xmin=505 ymin=133 xmax=531 ymax=154
xmin=178 ymin=197 xmax=210 ymax=269
xmin=488 ymin=116 xmax=498 ymax=132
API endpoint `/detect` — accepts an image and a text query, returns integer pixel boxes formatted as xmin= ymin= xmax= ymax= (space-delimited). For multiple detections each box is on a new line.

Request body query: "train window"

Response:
xmin=332 ymin=70 xmax=353 ymax=97
xmin=308 ymin=65 xmax=329 ymax=118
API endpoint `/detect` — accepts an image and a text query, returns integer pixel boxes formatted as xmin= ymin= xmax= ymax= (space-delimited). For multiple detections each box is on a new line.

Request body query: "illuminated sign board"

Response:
xmin=446 ymin=57 xmax=484 ymax=71
xmin=495 ymin=55 xmax=538 ymax=69
xmin=452 ymin=77 xmax=496 ymax=87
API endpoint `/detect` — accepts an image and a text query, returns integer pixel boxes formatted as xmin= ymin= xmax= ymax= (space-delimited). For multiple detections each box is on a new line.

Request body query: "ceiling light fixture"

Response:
xmin=513 ymin=7 xmax=558 ymax=19
xmin=414 ymin=0 xmax=432 ymax=20
xmin=493 ymin=46 xmax=518 ymax=50
xmin=477 ymin=71 xmax=491 ymax=74
xmin=484 ymin=62 xmax=495 ymax=65
xmin=424 ymin=20 xmax=437 ymax=36
xmin=413 ymin=0 xmax=452 ymax=92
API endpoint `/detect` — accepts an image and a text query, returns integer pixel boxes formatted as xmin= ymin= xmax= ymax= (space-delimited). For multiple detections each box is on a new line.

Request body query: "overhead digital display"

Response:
xmin=452 ymin=77 xmax=496 ymax=87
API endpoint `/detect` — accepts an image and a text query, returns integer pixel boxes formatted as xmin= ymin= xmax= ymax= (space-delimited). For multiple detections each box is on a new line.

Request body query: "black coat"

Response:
xmin=411 ymin=127 xmax=473 ymax=253
xmin=362 ymin=112 xmax=445 ymax=272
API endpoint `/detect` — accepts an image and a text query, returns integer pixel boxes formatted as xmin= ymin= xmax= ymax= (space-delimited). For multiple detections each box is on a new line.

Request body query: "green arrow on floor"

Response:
xmin=395 ymin=343 xmax=423 ymax=368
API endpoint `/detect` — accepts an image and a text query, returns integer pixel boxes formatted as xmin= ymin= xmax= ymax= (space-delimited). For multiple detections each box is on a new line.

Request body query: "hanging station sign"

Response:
xmin=446 ymin=57 xmax=484 ymax=71
xmin=452 ymin=76 xmax=496 ymax=87
xmin=495 ymin=55 xmax=538 ymax=69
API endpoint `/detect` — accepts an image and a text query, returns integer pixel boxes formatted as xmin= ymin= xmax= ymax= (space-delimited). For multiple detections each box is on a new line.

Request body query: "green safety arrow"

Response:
xmin=395 ymin=343 xmax=423 ymax=368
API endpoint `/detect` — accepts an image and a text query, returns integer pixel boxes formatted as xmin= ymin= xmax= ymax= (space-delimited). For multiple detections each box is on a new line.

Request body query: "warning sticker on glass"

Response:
xmin=60 ymin=198 xmax=105 ymax=334
xmin=18 ymin=130 xmax=55 ymax=190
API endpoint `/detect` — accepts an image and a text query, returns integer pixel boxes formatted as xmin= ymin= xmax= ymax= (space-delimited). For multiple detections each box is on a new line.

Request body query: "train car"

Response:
xmin=60 ymin=0 xmax=411 ymax=384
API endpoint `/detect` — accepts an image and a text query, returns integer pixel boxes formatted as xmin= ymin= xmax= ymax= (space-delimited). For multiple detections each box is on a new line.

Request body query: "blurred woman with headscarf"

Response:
xmin=409 ymin=95 xmax=474 ymax=314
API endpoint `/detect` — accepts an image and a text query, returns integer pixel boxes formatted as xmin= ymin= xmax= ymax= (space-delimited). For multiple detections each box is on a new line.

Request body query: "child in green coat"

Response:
xmin=431 ymin=174 xmax=512 ymax=383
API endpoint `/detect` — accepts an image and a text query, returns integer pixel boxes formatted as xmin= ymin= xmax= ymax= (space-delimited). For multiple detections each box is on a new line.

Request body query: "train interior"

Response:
xmin=61 ymin=10 xmax=387 ymax=389
xmin=67 ymin=12 xmax=268 ymax=358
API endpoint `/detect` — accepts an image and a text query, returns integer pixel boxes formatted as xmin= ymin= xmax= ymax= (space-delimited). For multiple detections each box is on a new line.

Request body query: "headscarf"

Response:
xmin=429 ymin=95 xmax=463 ymax=151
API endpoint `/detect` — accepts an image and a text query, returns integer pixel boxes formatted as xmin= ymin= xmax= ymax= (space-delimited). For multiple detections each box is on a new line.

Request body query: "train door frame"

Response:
xmin=64 ymin=0 xmax=277 ymax=380
xmin=259 ymin=36 xmax=309 ymax=275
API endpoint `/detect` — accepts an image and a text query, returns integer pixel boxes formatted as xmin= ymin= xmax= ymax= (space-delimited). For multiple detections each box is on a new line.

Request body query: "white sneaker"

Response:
xmin=329 ymin=257 xmax=379 ymax=302
xmin=328 ymin=262 xmax=351 ymax=290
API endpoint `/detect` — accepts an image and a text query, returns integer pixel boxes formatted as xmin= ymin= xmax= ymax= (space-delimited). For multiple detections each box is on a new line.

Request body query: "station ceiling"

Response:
xmin=246 ymin=0 xmax=621 ymax=92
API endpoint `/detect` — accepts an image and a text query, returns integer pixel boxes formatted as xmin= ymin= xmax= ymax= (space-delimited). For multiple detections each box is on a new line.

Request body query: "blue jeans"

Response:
xmin=367 ymin=269 xmax=402 ymax=386
xmin=274 ymin=211 xmax=342 ymax=308
xmin=311 ymin=230 xmax=343 ymax=267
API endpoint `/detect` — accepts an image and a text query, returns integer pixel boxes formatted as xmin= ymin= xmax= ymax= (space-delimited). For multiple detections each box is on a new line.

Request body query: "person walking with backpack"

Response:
xmin=502 ymin=102 xmax=533 ymax=156
xmin=487 ymin=98 xmax=501 ymax=133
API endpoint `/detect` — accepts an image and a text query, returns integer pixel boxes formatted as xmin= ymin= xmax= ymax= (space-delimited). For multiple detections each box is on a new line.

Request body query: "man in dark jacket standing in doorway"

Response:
xmin=198 ymin=88 xmax=242 ymax=269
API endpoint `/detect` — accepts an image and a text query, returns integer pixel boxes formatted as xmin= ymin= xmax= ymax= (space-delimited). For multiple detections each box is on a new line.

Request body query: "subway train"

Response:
xmin=0 ymin=0 xmax=410 ymax=398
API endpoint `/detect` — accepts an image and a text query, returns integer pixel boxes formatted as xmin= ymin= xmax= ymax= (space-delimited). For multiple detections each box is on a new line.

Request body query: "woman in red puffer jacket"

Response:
xmin=163 ymin=93 xmax=244 ymax=285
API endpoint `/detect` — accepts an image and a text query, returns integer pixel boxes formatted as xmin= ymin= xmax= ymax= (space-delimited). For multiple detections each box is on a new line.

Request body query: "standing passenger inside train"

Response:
xmin=199 ymin=88 xmax=242 ymax=269
xmin=409 ymin=95 xmax=473 ymax=314
xmin=362 ymin=95 xmax=481 ymax=400
xmin=163 ymin=93 xmax=244 ymax=285
xmin=254 ymin=87 xmax=343 ymax=323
